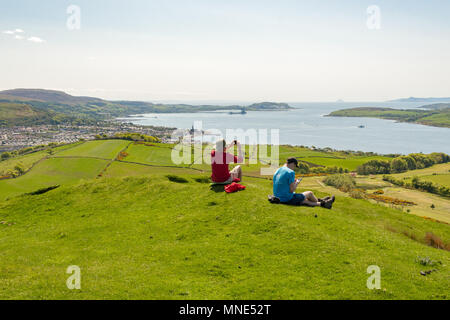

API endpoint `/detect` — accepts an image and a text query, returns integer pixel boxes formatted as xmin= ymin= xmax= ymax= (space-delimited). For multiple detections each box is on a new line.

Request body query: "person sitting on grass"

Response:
xmin=272 ymin=157 xmax=335 ymax=209
xmin=211 ymin=139 xmax=244 ymax=184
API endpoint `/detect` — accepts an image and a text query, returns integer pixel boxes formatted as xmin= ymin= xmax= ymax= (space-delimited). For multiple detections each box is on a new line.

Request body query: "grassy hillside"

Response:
xmin=0 ymin=140 xmax=449 ymax=299
xmin=0 ymin=102 xmax=55 ymax=126
xmin=0 ymin=101 xmax=99 ymax=127
xmin=327 ymin=107 xmax=450 ymax=128
xmin=0 ymin=89 xmax=293 ymax=126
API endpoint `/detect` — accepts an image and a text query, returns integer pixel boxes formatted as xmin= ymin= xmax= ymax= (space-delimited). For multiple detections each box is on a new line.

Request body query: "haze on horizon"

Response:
xmin=1 ymin=0 xmax=449 ymax=102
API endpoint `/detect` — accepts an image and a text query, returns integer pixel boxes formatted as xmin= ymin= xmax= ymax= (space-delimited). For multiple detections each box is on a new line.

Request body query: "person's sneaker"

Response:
xmin=330 ymin=195 xmax=336 ymax=203
xmin=320 ymin=199 xmax=333 ymax=209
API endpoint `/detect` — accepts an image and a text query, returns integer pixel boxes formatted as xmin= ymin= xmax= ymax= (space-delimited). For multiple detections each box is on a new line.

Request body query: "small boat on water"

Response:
xmin=228 ymin=109 xmax=247 ymax=115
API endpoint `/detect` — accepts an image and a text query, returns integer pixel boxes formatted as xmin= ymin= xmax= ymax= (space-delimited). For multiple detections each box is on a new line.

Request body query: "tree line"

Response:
xmin=383 ymin=175 xmax=450 ymax=198
xmin=356 ymin=153 xmax=449 ymax=175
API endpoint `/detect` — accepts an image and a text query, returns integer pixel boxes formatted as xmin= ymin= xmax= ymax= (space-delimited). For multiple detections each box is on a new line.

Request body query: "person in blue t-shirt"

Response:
xmin=273 ymin=157 xmax=335 ymax=209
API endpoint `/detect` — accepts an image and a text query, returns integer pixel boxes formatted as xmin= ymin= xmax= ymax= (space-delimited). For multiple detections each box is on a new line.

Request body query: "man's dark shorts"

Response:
xmin=284 ymin=193 xmax=306 ymax=206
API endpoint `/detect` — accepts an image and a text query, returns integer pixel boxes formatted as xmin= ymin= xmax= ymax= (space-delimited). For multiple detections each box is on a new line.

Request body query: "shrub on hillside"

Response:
xmin=310 ymin=166 xmax=348 ymax=174
xmin=390 ymin=158 xmax=409 ymax=173
xmin=14 ymin=164 xmax=26 ymax=175
xmin=296 ymin=162 xmax=310 ymax=174
xmin=357 ymin=159 xmax=391 ymax=175
xmin=425 ymin=232 xmax=450 ymax=251
xmin=1 ymin=152 xmax=11 ymax=161
xmin=410 ymin=153 xmax=435 ymax=169
xmin=0 ymin=143 xmax=64 ymax=162
xmin=113 ymin=133 xmax=160 ymax=143
xmin=323 ymin=174 xmax=356 ymax=192
xmin=429 ymin=152 xmax=450 ymax=164
xmin=349 ymin=189 xmax=366 ymax=199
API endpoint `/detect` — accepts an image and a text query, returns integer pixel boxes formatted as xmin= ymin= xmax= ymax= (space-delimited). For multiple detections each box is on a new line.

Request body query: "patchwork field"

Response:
xmin=55 ymin=140 xmax=131 ymax=160
xmin=0 ymin=139 xmax=449 ymax=299
xmin=0 ymin=150 xmax=48 ymax=176
xmin=0 ymin=158 xmax=109 ymax=200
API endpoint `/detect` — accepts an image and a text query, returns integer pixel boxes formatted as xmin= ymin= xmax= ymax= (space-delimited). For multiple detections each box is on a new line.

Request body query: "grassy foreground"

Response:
xmin=0 ymin=140 xmax=449 ymax=299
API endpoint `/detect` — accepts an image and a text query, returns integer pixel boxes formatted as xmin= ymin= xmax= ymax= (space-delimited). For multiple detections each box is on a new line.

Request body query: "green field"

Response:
xmin=123 ymin=143 xmax=187 ymax=166
xmin=0 ymin=158 xmax=108 ymax=200
xmin=418 ymin=174 xmax=450 ymax=188
xmin=0 ymin=139 xmax=449 ymax=299
xmin=386 ymin=163 xmax=450 ymax=189
xmin=55 ymin=140 xmax=131 ymax=160
xmin=0 ymin=150 xmax=48 ymax=176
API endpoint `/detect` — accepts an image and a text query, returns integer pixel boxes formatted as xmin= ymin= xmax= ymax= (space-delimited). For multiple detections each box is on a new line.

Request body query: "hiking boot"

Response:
xmin=320 ymin=199 xmax=333 ymax=209
xmin=330 ymin=195 xmax=336 ymax=203
xmin=318 ymin=196 xmax=331 ymax=203
xmin=268 ymin=195 xmax=280 ymax=204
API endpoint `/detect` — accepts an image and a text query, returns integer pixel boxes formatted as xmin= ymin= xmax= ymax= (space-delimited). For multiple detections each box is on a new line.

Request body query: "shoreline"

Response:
xmin=115 ymin=113 xmax=450 ymax=156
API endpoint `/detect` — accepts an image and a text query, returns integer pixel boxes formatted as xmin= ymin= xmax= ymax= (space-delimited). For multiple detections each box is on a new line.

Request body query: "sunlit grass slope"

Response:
xmin=0 ymin=174 xmax=449 ymax=299
xmin=0 ymin=139 xmax=449 ymax=299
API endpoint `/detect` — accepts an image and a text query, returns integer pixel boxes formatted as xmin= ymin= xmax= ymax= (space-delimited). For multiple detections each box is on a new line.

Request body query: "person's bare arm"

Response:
xmin=290 ymin=178 xmax=301 ymax=193
xmin=236 ymin=141 xmax=244 ymax=163
xmin=226 ymin=141 xmax=236 ymax=150
xmin=228 ymin=141 xmax=244 ymax=163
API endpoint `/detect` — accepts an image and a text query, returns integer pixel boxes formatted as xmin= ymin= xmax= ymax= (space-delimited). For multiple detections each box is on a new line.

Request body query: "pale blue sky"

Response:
xmin=1 ymin=0 xmax=449 ymax=101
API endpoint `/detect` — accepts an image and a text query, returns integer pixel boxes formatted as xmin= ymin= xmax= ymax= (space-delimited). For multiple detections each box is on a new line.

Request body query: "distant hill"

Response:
xmin=0 ymin=89 xmax=103 ymax=105
xmin=387 ymin=97 xmax=450 ymax=103
xmin=0 ymin=88 xmax=293 ymax=127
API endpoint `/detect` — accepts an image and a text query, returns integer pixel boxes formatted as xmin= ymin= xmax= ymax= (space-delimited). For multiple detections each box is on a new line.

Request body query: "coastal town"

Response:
xmin=0 ymin=122 xmax=176 ymax=153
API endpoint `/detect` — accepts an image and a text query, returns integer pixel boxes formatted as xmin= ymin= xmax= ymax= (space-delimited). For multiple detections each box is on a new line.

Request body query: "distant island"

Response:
xmin=386 ymin=97 xmax=450 ymax=103
xmin=327 ymin=103 xmax=450 ymax=128
xmin=0 ymin=89 xmax=293 ymax=127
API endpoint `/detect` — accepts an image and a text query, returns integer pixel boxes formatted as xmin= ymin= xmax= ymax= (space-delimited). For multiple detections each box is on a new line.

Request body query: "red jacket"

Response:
xmin=225 ymin=182 xmax=246 ymax=193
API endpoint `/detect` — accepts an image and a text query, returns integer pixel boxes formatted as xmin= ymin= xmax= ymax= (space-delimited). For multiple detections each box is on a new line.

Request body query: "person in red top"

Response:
xmin=211 ymin=139 xmax=244 ymax=184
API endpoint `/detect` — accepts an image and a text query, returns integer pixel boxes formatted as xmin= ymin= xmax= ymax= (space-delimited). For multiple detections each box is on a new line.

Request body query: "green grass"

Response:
xmin=0 ymin=150 xmax=48 ymax=176
xmin=417 ymin=174 xmax=450 ymax=188
xmin=0 ymin=139 xmax=449 ymax=299
xmin=0 ymin=142 xmax=85 ymax=177
xmin=105 ymin=161 xmax=201 ymax=178
xmin=123 ymin=143 xmax=187 ymax=166
xmin=0 ymin=174 xmax=449 ymax=299
xmin=0 ymin=158 xmax=108 ymax=200
xmin=54 ymin=140 xmax=130 ymax=160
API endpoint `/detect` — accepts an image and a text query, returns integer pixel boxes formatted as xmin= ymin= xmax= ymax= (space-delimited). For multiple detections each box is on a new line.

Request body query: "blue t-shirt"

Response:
xmin=273 ymin=166 xmax=295 ymax=202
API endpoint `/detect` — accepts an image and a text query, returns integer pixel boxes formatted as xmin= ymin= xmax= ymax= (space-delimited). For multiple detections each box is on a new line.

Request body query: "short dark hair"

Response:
xmin=286 ymin=157 xmax=299 ymax=167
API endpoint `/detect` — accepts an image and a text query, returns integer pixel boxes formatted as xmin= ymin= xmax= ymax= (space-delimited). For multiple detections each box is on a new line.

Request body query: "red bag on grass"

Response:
xmin=224 ymin=182 xmax=246 ymax=193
